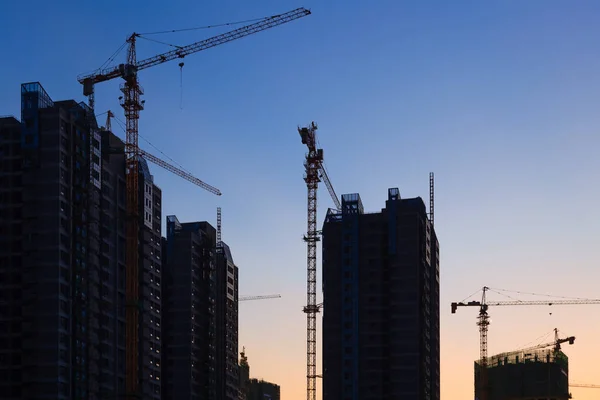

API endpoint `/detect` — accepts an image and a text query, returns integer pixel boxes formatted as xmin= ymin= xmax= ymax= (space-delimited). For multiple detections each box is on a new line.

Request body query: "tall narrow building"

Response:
xmin=163 ymin=215 xmax=240 ymax=399
xmin=100 ymin=120 xmax=163 ymax=398
xmin=0 ymin=115 xmax=25 ymax=399
xmin=216 ymin=242 xmax=240 ymax=399
xmin=0 ymin=82 xmax=126 ymax=399
xmin=98 ymin=128 xmax=128 ymax=397
xmin=322 ymin=188 xmax=440 ymax=400
xmin=163 ymin=216 xmax=218 ymax=399
xmin=137 ymin=158 xmax=163 ymax=399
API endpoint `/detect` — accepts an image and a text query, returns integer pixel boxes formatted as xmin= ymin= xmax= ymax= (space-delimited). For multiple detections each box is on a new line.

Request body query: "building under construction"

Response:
xmin=475 ymin=347 xmax=570 ymax=400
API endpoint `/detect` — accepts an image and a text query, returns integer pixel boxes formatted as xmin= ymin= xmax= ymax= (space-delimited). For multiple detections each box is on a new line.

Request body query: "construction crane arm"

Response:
xmin=138 ymin=149 xmax=221 ymax=196
xmin=239 ymin=294 xmax=281 ymax=301
xmin=319 ymin=166 xmax=341 ymax=210
xmin=571 ymin=383 xmax=600 ymax=388
xmin=77 ymin=7 xmax=310 ymax=85
xmin=452 ymin=298 xmax=600 ymax=313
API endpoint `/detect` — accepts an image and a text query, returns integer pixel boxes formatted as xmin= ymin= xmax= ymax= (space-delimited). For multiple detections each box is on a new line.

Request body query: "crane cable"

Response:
xmin=92 ymin=13 xmax=278 ymax=74
xmin=488 ymin=287 xmax=592 ymax=301
xmin=516 ymin=328 xmax=555 ymax=350
xmin=137 ymin=35 xmax=182 ymax=49
xmin=112 ymin=116 xmax=191 ymax=174
xmin=179 ymin=62 xmax=184 ymax=110
xmin=138 ymin=15 xmax=270 ymax=36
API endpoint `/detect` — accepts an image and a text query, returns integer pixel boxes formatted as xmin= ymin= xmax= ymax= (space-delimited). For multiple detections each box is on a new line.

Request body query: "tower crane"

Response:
xmin=79 ymin=9 xmax=311 ymax=397
xmin=298 ymin=122 xmax=340 ymax=400
xmin=452 ymin=286 xmax=600 ymax=400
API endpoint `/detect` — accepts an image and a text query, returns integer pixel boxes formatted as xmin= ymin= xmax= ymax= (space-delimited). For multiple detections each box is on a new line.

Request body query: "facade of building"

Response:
xmin=475 ymin=348 xmax=570 ymax=400
xmin=138 ymin=157 xmax=163 ymax=399
xmin=98 ymin=129 xmax=128 ymax=398
xmin=0 ymin=82 xmax=126 ymax=399
xmin=216 ymin=242 xmax=240 ymax=399
xmin=163 ymin=216 xmax=218 ymax=399
xmin=163 ymin=216 xmax=241 ymax=399
xmin=0 ymin=115 xmax=23 ymax=399
xmin=322 ymin=188 xmax=440 ymax=400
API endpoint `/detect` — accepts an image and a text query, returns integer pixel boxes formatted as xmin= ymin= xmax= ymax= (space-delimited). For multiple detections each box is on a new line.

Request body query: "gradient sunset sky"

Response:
xmin=2 ymin=0 xmax=600 ymax=398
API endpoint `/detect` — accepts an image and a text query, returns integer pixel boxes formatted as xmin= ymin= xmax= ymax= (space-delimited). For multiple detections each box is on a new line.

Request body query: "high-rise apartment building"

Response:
xmin=163 ymin=216 xmax=218 ymax=399
xmin=163 ymin=216 xmax=240 ymax=399
xmin=216 ymin=242 xmax=240 ymax=400
xmin=0 ymin=82 xmax=126 ymax=399
xmin=98 ymin=129 xmax=127 ymax=398
xmin=322 ymin=188 xmax=440 ymax=400
xmin=137 ymin=158 xmax=163 ymax=399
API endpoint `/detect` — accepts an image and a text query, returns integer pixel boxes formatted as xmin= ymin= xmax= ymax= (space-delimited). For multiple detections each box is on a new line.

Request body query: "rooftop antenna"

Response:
xmin=217 ymin=207 xmax=222 ymax=251
xmin=429 ymin=172 xmax=434 ymax=227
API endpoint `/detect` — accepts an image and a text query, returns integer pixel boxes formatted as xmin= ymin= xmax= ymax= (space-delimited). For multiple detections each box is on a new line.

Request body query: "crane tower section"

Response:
xmin=299 ymin=122 xmax=322 ymax=400
xmin=298 ymin=120 xmax=343 ymax=400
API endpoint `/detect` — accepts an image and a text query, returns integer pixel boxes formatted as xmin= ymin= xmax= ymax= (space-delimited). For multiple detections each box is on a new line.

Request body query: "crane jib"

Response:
xmin=77 ymin=7 xmax=310 ymax=85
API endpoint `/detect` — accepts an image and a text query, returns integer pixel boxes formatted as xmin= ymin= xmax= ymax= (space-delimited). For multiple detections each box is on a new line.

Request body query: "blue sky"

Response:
xmin=2 ymin=1 xmax=600 ymax=398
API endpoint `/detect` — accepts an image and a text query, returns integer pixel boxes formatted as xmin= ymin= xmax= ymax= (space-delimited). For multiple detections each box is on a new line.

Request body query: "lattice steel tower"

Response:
xmin=298 ymin=122 xmax=340 ymax=400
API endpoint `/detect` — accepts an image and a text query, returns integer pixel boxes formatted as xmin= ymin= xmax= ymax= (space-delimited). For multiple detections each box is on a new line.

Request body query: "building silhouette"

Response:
xmin=237 ymin=348 xmax=280 ymax=400
xmin=162 ymin=216 xmax=241 ymax=399
xmin=247 ymin=378 xmax=281 ymax=400
xmin=0 ymin=83 xmax=125 ymax=399
xmin=476 ymin=348 xmax=570 ymax=400
xmin=163 ymin=217 xmax=218 ymax=399
xmin=0 ymin=82 xmax=166 ymax=399
xmin=216 ymin=242 xmax=240 ymax=399
xmin=321 ymin=188 xmax=440 ymax=400
xmin=137 ymin=157 xmax=163 ymax=399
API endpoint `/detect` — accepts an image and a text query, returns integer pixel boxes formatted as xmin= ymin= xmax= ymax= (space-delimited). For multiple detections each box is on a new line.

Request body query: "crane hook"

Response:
xmin=179 ymin=62 xmax=185 ymax=110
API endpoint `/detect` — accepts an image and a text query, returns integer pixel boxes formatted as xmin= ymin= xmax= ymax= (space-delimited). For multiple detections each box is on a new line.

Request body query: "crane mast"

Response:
xmin=122 ymin=36 xmax=143 ymax=398
xmin=298 ymin=122 xmax=339 ymax=400
xmin=475 ymin=288 xmax=490 ymax=400
xmin=300 ymin=121 xmax=320 ymax=400
xmin=80 ymin=10 xmax=311 ymax=397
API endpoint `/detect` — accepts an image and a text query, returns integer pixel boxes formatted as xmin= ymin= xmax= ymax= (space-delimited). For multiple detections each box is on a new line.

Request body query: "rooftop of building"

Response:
xmin=325 ymin=188 xmax=427 ymax=224
xmin=476 ymin=348 xmax=569 ymax=370
xmin=0 ymin=116 xmax=20 ymax=123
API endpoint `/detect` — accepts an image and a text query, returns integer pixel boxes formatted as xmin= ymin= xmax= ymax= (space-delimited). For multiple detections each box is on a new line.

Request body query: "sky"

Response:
xmin=2 ymin=0 xmax=600 ymax=398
